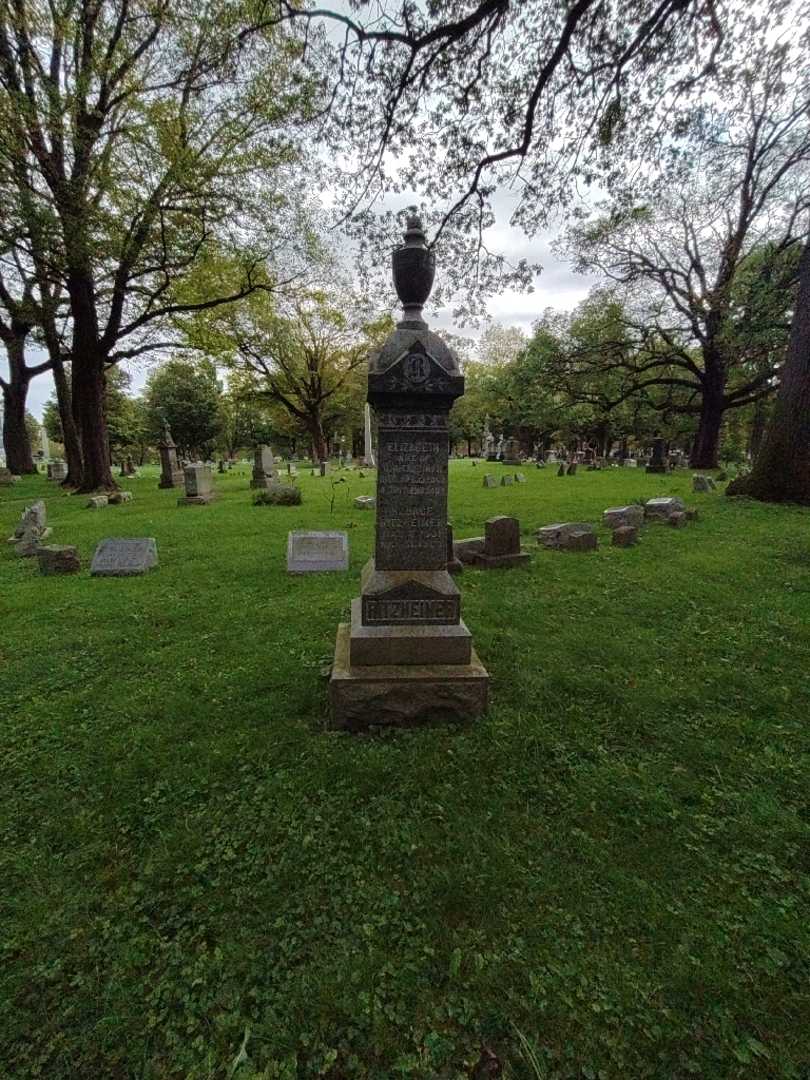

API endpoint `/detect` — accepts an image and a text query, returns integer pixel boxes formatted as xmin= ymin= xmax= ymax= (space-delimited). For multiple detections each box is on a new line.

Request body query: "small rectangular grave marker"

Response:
xmin=287 ymin=530 xmax=348 ymax=573
xmin=90 ymin=538 xmax=158 ymax=577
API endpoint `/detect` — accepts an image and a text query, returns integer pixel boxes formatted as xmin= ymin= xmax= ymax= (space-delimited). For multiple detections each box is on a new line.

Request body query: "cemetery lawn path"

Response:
xmin=1 ymin=462 xmax=808 ymax=1079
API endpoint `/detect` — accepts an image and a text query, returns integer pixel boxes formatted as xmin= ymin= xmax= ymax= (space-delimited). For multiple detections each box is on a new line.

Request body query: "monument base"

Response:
xmin=250 ymin=477 xmax=276 ymax=489
xmin=329 ymin=623 xmax=489 ymax=730
xmin=645 ymin=464 xmax=668 ymax=474
xmin=348 ymin=599 xmax=471 ymax=665
xmin=159 ymin=471 xmax=184 ymax=489
xmin=177 ymin=494 xmax=216 ymax=506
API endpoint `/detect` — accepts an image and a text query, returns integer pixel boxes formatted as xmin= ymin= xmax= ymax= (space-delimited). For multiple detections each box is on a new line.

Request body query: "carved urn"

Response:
xmin=392 ymin=215 xmax=435 ymax=323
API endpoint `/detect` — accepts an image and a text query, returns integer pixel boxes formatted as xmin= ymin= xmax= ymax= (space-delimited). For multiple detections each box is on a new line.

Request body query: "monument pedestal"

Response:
xmin=329 ymin=624 xmax=488 ymax=730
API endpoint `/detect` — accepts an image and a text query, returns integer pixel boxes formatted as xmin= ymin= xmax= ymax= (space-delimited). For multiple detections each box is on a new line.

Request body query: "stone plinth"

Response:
xmin=329 ymin=624 xmax=488 ymax=730
xmin=329 ymin=214 xmax=488 ymax=727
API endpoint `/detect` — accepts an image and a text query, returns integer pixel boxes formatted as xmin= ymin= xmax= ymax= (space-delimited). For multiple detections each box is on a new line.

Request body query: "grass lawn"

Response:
xmin=1 ymin=460 xmax=808 ymax=1079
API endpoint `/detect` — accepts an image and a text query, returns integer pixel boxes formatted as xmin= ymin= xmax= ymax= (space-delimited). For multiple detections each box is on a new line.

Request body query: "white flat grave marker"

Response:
xmin=287 ymin=531 xmax=349 ymax=574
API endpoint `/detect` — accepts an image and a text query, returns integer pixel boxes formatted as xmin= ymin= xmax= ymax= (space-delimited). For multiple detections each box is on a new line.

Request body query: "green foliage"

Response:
xmin=1 ymin=463 xmax=808 ymax=1078
xmin=144 ymin=359 xmax=222 ymax=458
xmin=253 ymin=485 xmax=302 ymax=506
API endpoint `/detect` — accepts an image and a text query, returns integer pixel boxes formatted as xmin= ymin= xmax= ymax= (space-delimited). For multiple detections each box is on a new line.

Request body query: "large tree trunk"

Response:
xmin=727 ymin=237 xmax=810 ymax=504
xmin=690 ymin=365 xmax=725 ymax=468
xmin=72 ymin=358 xmax=116 ymax=492
xmin=309 ymin=415 xmax=328 ymax=463
xmin=51 ymin=356 xmax=83 ymax=486
xmin=1 ymin=338 xmax=36 ymax=474
xmin=2 ymin=377 xmax=35 ymax=474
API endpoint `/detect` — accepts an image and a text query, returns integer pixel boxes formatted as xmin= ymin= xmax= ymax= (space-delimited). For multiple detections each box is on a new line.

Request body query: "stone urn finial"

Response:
xmin=392 ymin=212 xmax=435 ymax=325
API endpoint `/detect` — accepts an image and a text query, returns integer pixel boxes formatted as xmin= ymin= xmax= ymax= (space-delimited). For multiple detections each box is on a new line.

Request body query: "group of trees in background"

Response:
xmin=2 ymin=0 xmax=809 ymax=501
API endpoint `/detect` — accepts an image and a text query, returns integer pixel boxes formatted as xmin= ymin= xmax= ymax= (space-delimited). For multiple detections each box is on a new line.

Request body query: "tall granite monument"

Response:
xmin=329 ymin=216 xmax=489 ymax=728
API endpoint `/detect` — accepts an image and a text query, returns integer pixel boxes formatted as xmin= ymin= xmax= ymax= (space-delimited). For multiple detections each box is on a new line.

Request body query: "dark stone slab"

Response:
xmin=485 ymin=516 xmax=520 ymax=556
xmin=90 ymin=538 xmax=157 ymax=577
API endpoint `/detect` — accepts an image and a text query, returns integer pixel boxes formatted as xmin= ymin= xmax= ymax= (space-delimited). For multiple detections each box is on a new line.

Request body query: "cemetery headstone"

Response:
xmin=178 ymin=464 xmax=215 ymax=505
xmin=109 ymin=491 xmax=133 ymax=505
xmin=37 ymin=545 xmax=81 ymax=574
xmin=692 ymin=474 xmax=716 ymax=492
xmin=536 ymin=522 xmax=596 ymax=551
xmin=90 ymin=538 xmax=158 ymax=577
xmin=287 ymin=530 xmax=349 ymax=573
xmin=472 ymin=516 xmax=530 ymax=570
xmin=85 ymin=495 xmax=109 ymax=509
xmin=454 ymin=536 xmax=485 ymax=565
xmin=7 ymin=500 xmax=52 ymax=556
xmin=669 ymin=511 xmax=688 ymax=528
xmin=329 ymin=214 xmax=488 ymax=728
xmin=566 ymin=462 xmax=578 ymax=476
xmin=251 ymin=445 xmax=277 ymax=489
xmin=515 ymin=472 xmax=527 ymax=483
xmin=603 ymin=505 xmax=645 ymax=530
xmin=0 ymin=467 xmax=13 ymax=485
xmin=645 ymin=496 xmax=685 ymax=521
xmin=157 ymin=423 xmax=184 ymax=488
xmin=502 ymin=437 xmax=521 ymax=465
xmin=501 ymin=474 xmax=514 ymax=486
xmin=482 ymin=474 xmax=497 ymax=488
xmin=49 ymin=460 xmax=67 ymax=482
xmin=355 ymin=495 xmax=376 ymax=510
xmin=646 ymin=438 xmax=668 ymax=474
xmin=612 ymin=526 xmax=638 ymax=547
xmin=557 ymin=463 xmax=566 ymax=477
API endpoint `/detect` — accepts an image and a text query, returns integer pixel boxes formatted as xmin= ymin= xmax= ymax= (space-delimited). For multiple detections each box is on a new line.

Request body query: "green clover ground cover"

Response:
xmin=1 ymin=461 xmax=808 ymax=1079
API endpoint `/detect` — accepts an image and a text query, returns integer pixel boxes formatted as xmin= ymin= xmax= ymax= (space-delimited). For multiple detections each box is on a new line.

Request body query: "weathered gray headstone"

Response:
xmin=514 ymin=472 xmax=527 ymax=483
xmin=90 ymin=538 xmax=158 ymax=577
xmin=603 ymin=505 xmax=645 ymax=530
xmin=49 ymin=460 xmax=67 ymax=482
xmin=85 ymin=495 xmax=109 ymax=509
xmin=692 ymin=474 xmax=716 ymax=492
xmin=500 ymin=474 xmax=514 ymax=486
xmin=12 ymin=514 xmax=53 ymax=556
xmin=645 ymin=496 xmax=685 ymax=521
xmin=251 ymin=445 xmax=277 ymax=489
xmin=287 ymin=530 xmax=348 ymax=573
xmin=37 ymin=545 xmax=81 ymax=575
xmin=108 ymin=491 xmax=133 ymax=505
xmin=178 ymin=464 xmax=215 ymax=505
xmin=482 ymin=474 xmax=497 ymax=488
xmin=669 ymin=511 xmax=688 ymax=528
xmin=0 ymin=467 xmax=12 ymax=485
xmin=536 ymin=522 xmax=596 ymax=550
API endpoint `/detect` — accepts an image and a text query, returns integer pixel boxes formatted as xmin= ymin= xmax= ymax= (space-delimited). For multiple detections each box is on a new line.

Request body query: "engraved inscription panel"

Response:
xmin=362 ymin=595 xmax=460 ymax=625
xmin=375 ymin=420 xmax=448 ymax=570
